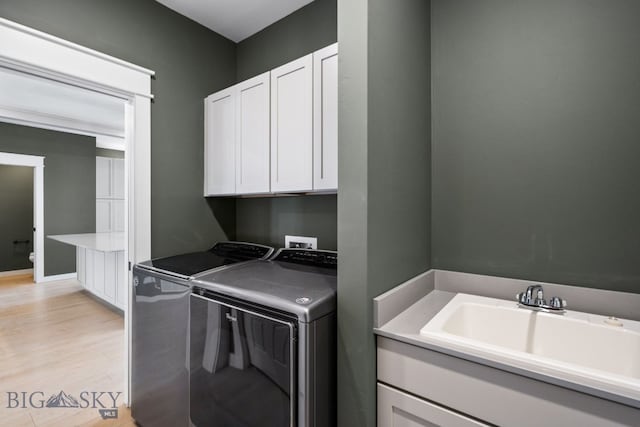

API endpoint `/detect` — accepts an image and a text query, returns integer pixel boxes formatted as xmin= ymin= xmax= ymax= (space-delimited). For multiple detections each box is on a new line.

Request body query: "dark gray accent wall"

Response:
xmin=236 ymin=0 xmax=338 ymax=81
xmin=233 ymin=0 xmax=338 ymax=251
xmin=235 ymin=195 xmax=337 ymax=249
xmin=337 ymin=0 xmax=431 ymax=425
xmin=0 ymin=123 xmax=96 ymax=276
xmin=431 ymin=0 xmax=640 ymax=294
xmin=0 ymin=165 xmax=33 ymax=272
xmin=96 ymin=148 xmax=124 ymax=159
xmin=0 ymin=0 xmax=237 ymax=259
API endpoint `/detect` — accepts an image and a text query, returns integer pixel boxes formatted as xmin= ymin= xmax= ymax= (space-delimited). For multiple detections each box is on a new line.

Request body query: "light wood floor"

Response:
xmin=0 ymin=274 xmax=135 ymax=426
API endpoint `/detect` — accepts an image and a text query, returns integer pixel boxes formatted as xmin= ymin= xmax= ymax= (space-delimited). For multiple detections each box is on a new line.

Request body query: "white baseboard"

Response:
xmin=0 ymin=268 xmax=33 ymax=277
xmin=39 ymin=272 xmax=77 ymax=283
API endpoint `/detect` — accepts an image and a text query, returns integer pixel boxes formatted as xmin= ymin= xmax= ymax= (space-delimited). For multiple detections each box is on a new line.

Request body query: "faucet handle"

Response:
xmin=549 ymin=296 xmax=566 ymax=310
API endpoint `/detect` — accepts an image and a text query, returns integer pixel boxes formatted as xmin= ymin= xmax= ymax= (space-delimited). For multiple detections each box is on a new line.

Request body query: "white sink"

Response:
xmin=419 ymin=293 xmax=640 ymax=402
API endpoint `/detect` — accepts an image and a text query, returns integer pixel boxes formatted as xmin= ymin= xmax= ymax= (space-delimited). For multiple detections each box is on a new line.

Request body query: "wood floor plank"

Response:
xmin=0 ymin=275 xmax=134 ymax=426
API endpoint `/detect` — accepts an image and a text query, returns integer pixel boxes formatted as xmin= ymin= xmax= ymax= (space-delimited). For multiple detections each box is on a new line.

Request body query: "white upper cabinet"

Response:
xmin=205 ymin=87 xmax=236 ymax=196
xmin=270 ymin=54 xmax=314 ymax=193
xmin=203 ymin=44 xmax=338 ymax=197
xmin=313 ymin=43 xmax=339 ymax=191
xmin=236 ymin=72 xmax=271 ymax=194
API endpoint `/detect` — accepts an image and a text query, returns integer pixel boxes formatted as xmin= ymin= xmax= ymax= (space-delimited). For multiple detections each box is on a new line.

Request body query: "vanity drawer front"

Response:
xmin=377 ymin=337 xmax=639 ymax=427
xmin=378 ymin=383 xmax=488 ymax=427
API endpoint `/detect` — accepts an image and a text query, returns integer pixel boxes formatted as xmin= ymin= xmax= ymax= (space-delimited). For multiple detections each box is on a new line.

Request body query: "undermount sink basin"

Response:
xmin=419 ymin=293 xmax=640 ymax=402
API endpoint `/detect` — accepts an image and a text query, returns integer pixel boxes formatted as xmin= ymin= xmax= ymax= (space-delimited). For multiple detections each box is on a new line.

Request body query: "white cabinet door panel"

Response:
xmin=111 ymin=158 xmax=125 ymax=199
xmin=270 ymin=54 xmax=313 ymax=192
xmin=103 ymin=252 xmax=117 ymax=301
xmin=116 ymin=251 xmax=126 ymax=309
xmin=378 ymin=384 xmax=488 ymax=427
xmin=96 ymin=200 xmax=111 ymax=233
xmin=313 ymin=43 xmax=338 ymax=191
xmin=205 ymin=88 xmax=236 ymax=196
xmin=236 ymin=72 xmax=270 ymax=194
xmin=111 ymin=199 xmax=125 ymax=232
xmin=93 ymin=250 xmax=105 ymax=297
xmin=96 ymin=157 xmax=111 ymax=198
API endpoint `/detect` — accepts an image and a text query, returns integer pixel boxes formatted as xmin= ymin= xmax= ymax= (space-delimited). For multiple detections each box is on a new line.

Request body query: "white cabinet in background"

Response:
xmin=75 ymin=247 xmax=126 ymax=311
xmin=96 ymin=199 xmax=111 ymax=232
xmin=236 ymin=72 xmax=271 ymax=194
xmin=96 ymin=157 xmax=111 ymax=198
xmin=204 ymin=87 xmax=236 ymax=196
xmin=270 ymin=54 xmax=314 ymax=193
xmin=111 ymin=158 xmax=125 ymax=199
xmin=313 ymin=43 xmax=339 ymax=191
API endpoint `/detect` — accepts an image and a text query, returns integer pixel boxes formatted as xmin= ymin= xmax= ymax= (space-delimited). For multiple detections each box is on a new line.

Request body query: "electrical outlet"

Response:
xmin=285 ymin=235 xmax=317 ymax=250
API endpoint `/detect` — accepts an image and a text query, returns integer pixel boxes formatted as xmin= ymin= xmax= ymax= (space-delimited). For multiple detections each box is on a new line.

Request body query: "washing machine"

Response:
xmin=189 ymin=248 xmax=337 ymax=427
xmin=131 ymin=241 xmax=274 ymax=427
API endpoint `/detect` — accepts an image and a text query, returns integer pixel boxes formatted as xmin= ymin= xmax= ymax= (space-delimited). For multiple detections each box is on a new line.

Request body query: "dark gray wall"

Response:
xmin=0 ymin=0 xmax=237 ymax=258
xmin=0 ymin=165 xmax=33 ymax=272
xmin=96 ymin=148 xmax=124 ymax=159
xmin=0 ymin=123 xmax=96 ymax=276
xmin=235 ymin=195 xmax=337 ymax=249
xmin=431 ymin=0 xmax=640 ymax=294
xmin=234 ymin=0 xmax=338 ymax=251
xmin=338 ymin=0 xmax=431 ymax=425
xmin=236 ymin=0 xmax=338 ymax=81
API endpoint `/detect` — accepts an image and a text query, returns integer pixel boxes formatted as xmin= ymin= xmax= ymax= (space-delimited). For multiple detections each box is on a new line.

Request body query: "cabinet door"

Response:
xmin=96 ymin=157 xmax=111 ymax=198
xmin=103 ymin=252 xmax=117 ymax=302
xmin=111 ymin=199 xmax=125 ymax=232
xmin=111 ymin=158 xmax=125 ymax=199
xmin=96 ymin=200 xmax=111 ymax=232
xmin=204 ymin=88 xmax=236 ymax=196
xmin=116 ymin=251 xmax=126 ymax=309
xmin=378 ymin=383 xmax=488 ymax=427
xmin=93 ymin=250 xmax=105 ymax=297
xmin=236 ymin=72 xmax=271 ymax=194
xmin=313 ymin=43 xmax=339 ymax=191
xmin=270 ymin=54 xmax=313 ymax=193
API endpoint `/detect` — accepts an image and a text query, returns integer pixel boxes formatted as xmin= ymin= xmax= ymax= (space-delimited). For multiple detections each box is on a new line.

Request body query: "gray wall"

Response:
xmin=234 ymin=0 xmax=338 ymax=251
xmin=431 ymin=0 xmax=640 ymax=294
xmin=0 ymin=123 xmax=96 ymax=276
xmin=0 ymin=165 xmax=33 ymax=272
xmin=96 ymin=148 xmax=124 ymax=159
xmin=0 ymin=0 xmax=237 ymax=258
xmin=236 ymin=0 xmax=338 ymax=81
xmin=338 ymin=0 xmax=431 ymax=425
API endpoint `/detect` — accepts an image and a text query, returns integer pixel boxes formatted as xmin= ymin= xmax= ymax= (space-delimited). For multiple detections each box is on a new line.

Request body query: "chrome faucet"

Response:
xmin=516 ymin=285 xmax=566 ymax=314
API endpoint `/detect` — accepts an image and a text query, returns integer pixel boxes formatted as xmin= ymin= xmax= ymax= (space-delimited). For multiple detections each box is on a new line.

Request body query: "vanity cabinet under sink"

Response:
xmin=374 ymin=270 xmax=640 ymax=427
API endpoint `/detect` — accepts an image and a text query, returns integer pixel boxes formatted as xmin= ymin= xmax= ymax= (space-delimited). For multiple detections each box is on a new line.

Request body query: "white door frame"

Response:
xmin=0 ymin=18 xmax=154 ymax=405
xmin=0 ymin=152 xmax=44 ymax=282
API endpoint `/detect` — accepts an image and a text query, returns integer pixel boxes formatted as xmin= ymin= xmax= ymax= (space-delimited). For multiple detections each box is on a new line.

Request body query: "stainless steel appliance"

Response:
xmin=131 ymin=242 xmax=274 ymax=427
xmin=190 ymin=248 xmax=337 ymax=427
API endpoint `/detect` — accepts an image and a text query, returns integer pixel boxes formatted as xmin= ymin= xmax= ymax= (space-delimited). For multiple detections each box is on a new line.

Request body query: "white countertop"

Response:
xmin=48 ymin=232 xmax=125 ymax=252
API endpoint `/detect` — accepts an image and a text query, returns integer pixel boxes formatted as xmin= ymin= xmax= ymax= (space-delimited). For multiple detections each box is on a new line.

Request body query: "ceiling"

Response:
xmin=0 ymin=67 xmax=125 ymax=139
xmin=155 ymin=0 xmax=314 ymax=42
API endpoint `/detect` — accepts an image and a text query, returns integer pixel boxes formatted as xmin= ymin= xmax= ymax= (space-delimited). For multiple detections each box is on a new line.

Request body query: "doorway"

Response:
xmin=0 ymin=17 xmax=154 ymax=411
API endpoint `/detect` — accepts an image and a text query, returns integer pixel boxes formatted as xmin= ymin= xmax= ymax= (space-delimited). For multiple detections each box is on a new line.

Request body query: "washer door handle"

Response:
xmin=225 ymin=312 xmax=237 ymax=322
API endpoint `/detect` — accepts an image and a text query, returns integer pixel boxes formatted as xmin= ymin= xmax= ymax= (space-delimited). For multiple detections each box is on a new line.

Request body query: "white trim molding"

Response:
xmin=0 ymin=17 xmax=154 ymax=405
